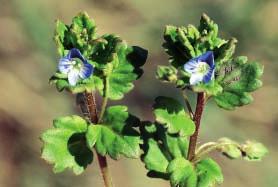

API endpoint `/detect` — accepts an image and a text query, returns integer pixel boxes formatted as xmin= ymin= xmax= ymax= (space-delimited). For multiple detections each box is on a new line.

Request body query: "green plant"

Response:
xmin=141 ymin=13 xmax=267 ymax=187
xmin=40 ymin=12 xmax=267 ymax=187
xmin=41 ymin=12 xmax=147 ymax=187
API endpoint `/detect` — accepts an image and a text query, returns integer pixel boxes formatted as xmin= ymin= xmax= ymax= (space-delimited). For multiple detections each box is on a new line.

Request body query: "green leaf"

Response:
xmin=86 ymin=106 xmax=141 ymax=159
xmin=54 ymin=20 xmax=68 ymax=56
xmin=153 ymin=96 xmax=195 ymax=136
xmin=217 ymin=138 xmax=242 ymax=159
xmin=41 ymin=115 xmax=92 ymax=175
xmin=52 ymin=12 xmax=147 ymax=96
xmin=192 ymin=80 xmax=223 ymax=96
xmin=104 ymin=43 xmax=148 ymax=100
xmin=214 ymin=38 xmax=237 ymax=71
xmin=241 ymin=141 xmax=268 ymax=161
xmin=143 ymin=138 xmax=169 ymax=174
xmin=140 ymin=121 xmax=190 ymax=179
xmin=167 ymin=158 xmax=197 ymax=187
xmin=197 ymin=138 xmax=268 ymax=161
xmin=50 ymin=73 xmax=104 ymax=94
xmin=156 ymin=65 xmax=178 ymax=83
xmin=161 ymin=14 xmax=263 ymax=109
xmin=54 ymin=12 xmax=97 ymax=57
xmin=214 ymin=56 xmax=263 ymax=110
xmin=196 ymin=158 xmax=223 ymax=187
xmin=163 ymin=14 xmax=226 ymax=69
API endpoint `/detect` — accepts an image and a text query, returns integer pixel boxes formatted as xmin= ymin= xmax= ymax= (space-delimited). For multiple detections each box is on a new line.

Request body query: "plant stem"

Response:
xmin=192 ymin=142 xmax=240 ymax=163
xmin=83 ymin=92 xmax=113 ymax=187
xmin=182 ymin=92 xmax=194 ymax=119
xmin=187 ymin=92 xmax=206 ymax=161
xmin=98 ymin=77 xmax=109 ymax=123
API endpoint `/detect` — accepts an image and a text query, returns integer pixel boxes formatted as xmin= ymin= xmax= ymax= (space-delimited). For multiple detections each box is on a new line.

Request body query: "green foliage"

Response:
xmin=159 ymin=13 xmax=263 ymax=110
xmin=86 ymin=106 xmax=141 ymax=159
xmin=196 ymin=138 xmax=268 ymax=161
xmin=50 ymin=72 xmax=104 ymax=94
xmin=140 ymin=121 xmax=189 ymax=178
xmin=214 ymin=56 xmax=263 ymax=110
xmin=156 ymin=65 xmax=178 ymax=83
xmin=196 ymin=158 xmax=223 ymax=187
xmin=51 ymin=12 xmax=148 ymax=98
xmin=41 ymin=115 xmax=92 ymax=175
xmin=153 ymin=96 xmax=195 ymax=136
xmin=41 ymin=106 xmax=141 ymax=174
xmin=167 ymin=158 xmax=196 ymax=187
xmin=217 ymin=138 xmax=242 ymax=159
xmin=140 ymin=97 xmax=224 ymax=187
xmin=140 ymin=121 xmax=224 ymax=187
xmin=241 ymin=141 xmax=268 ymax=161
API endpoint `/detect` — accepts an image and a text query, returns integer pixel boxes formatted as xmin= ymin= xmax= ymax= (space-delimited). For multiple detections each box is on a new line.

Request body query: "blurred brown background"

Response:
xmin=0 ymin=0 xmax=277 ymax=186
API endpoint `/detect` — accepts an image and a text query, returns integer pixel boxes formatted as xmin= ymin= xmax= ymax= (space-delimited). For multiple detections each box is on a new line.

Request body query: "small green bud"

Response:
xmin=242 ymin=141 xmax=268 ymax=161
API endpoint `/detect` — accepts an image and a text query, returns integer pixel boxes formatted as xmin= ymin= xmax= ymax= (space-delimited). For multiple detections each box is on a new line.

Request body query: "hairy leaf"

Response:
xmin=104 ymin=43 xmax=148 ymax=100
xmin=241 ymin=141 xmax=268 ymax=161
xmin=214 ymin=56 xmax=263 ymax=110
xmin=153 ymin=96 xmax=195 ymax=136
xmin=167 ymin=158 xmax=197 ymax=187
xmin=140 ymin=121 xmax=190 ymax=180
xmin=41 ymin=115 xmax=92 ymax=174
xmin=86 ymin=106 xmax=141 ymax=159
xmin=196 ymin=158 xmax=223 ymax=187
xmin=52 ymin=12 xmax=148 ymax=96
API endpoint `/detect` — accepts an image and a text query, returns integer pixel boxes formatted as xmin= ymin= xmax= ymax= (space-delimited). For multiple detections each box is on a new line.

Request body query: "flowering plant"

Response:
xmin=40 ymin=12 xmax=267 ymax=187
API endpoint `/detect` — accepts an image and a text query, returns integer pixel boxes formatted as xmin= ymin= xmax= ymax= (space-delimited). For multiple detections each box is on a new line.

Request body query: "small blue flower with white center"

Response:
xmin=58 ymin=48 xmax=94 ymax=86
xmin=184 ymin=51 xmax=215 ymax=85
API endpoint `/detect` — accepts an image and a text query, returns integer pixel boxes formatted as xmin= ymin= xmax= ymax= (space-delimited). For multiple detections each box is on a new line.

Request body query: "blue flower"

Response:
xmin=58 ymin=48 xmax=94 ymax=86
xmin=184 ymin=51 xmax=215 ymax=85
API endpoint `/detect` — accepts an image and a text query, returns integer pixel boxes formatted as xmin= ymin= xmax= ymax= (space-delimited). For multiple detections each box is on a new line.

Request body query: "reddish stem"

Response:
xmin=83 ymin=92 xmax=113 ymax=187
xmin=187 ymin=92 xmax=206 ymax=161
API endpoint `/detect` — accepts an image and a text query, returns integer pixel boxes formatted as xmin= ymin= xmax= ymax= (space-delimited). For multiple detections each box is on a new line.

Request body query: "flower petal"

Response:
xmin=196 ymin=51 xmax=214 ymax=68
xmin=58 ymin=58 xmax=73 ymax=74
xmin=67 ymin=48 xmax=86 ymax=62
xmin=184 ymin=60 xmax=198 ymax=73
xmin=68 ymin=69 xmax=80 ymax=86
xmin=203 ymin=68 xmax=214 ymax=83
xmin=190 ymin=73 xmax=204 ymax=85
xmin=79 ymin=63 xmax=94 ymax=79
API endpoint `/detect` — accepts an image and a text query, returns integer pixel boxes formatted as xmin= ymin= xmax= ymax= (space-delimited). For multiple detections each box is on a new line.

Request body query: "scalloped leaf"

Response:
xmin=163 ymin=14 xmax=226 ymax=69
xmin=86 ymin=106 xmax=141 ymax=159
xmin=52 ymin=12 xmax=148 ymax=96
xmin=156 ymin=65 xmax=178 ymax=83
xmin=153 ymin=96 xmax=195 ymax=136
xmin=140 ymin=121 xmax=189 ymax=179
xmin=50 ymin=73 xmax=104 ymax=94
xmin=214 ymin=56 xmax=263 ymax=110
xmin=54 ymin=12 xmax=97 ymax=57
xmin=41 ymin=115 xmax=92 ymax=175
xmin=140 ymin=122 xmax=225 ymax=186
xmin=104 ymin=43 xmax=148 ymax=100
xmin=167 ymin=158 xmax=197 ymax=187
xmin=196 ymin=158 xmax=223 ymax=187
xmin=161 ymin=14 xmax=263 ymax=110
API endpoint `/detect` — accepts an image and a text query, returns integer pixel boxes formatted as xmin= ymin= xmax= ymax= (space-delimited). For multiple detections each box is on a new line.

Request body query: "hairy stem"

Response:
xmin=83 ymin=92 xmax=113 ymax=187
xmin=98 ymin=77 xmax=109 ymax=123
xmin=182 ymin=92 xmax=194 ymax=119
xmin=192 ymin=142 xmax=240 ymax=163
xmin=187 ymin=92 xmax=206 ymax=161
